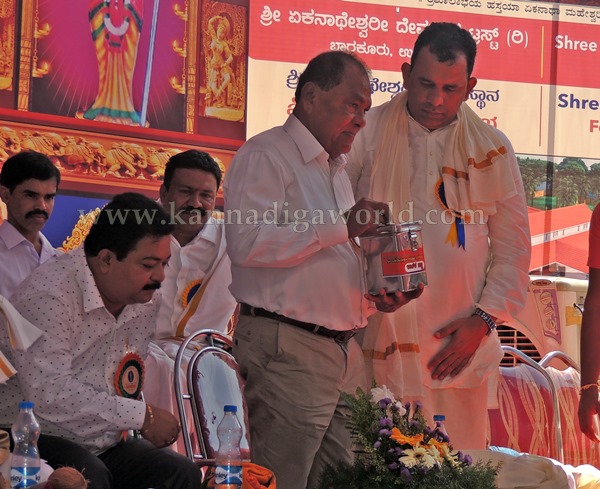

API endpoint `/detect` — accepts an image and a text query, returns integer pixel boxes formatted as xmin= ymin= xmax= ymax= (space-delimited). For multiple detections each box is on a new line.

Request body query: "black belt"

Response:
xmin=239 ymin=303 xmax=356 ymax=344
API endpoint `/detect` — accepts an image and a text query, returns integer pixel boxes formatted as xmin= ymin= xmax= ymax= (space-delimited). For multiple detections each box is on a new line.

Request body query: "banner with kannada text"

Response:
xmin=247 ymin=0 xmax=600 ymax=159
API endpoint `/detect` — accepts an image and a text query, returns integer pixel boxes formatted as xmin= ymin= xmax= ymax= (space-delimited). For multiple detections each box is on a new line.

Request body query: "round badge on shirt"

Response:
xmin=114 ymin=352 xmax=145 ymax=399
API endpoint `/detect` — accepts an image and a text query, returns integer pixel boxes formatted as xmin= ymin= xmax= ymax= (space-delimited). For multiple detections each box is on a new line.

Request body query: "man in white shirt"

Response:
xmin=0 ymin=192 xmax=202 ymax=489
xmin=225 ymin=51 xmax=422 ymax=489
xmin=0 ymin=150 xmax=61 ymax=298
xmin=144 ymin=149 xmax=237 ymax=453
xmin=347 ymin=22 xmax=531 ymax=450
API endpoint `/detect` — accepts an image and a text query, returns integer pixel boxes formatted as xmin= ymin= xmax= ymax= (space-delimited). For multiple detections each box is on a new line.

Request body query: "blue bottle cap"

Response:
xmin=19 ymin=401 xmax=34 ymax=409
xmin=224 ymin=405 xmax=237 ymax=413
xmin=433 ymin=414 xmax=445 ymax=421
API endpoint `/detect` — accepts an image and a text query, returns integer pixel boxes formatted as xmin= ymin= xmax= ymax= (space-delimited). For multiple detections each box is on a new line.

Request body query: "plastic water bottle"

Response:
xmin=10 ymin=401 xmax=41 ymax=489
xmin=433 ymin=414 xmax=449 ymax=440
xmin=214 ymin=405 xmax=243 ymax=489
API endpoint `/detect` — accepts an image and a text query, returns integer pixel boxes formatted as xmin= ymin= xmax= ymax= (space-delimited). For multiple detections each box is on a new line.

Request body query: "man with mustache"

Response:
xmin=143 ymin=149 xmax=237 ymax=453
xmin=0 ymin=192 xmax=203 ymax=489
xmin=0 ymin=150 xmax=61 ymax=298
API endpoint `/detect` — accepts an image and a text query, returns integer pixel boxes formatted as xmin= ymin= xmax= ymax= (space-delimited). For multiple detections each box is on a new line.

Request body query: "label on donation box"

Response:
xmin=361 ymin=222 xmax=428 ymax=295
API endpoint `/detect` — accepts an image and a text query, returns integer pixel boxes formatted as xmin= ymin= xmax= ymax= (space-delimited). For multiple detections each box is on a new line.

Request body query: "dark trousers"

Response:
xmin=4 ymin=430 xmax=202 ymax=489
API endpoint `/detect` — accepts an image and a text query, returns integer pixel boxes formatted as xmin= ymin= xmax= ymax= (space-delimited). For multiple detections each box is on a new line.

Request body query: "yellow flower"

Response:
xmin=390 ymin=427 xmax=424 ymax=446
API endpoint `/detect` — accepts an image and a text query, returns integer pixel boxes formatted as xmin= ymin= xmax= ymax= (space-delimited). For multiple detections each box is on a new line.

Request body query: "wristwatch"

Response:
xmin=473 ymin=307 xmax=497 ymax=335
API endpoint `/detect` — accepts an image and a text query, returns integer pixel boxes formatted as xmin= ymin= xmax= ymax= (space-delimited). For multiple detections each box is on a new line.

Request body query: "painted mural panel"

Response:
xmin=0 ymin=0 xmax=246 ymax=197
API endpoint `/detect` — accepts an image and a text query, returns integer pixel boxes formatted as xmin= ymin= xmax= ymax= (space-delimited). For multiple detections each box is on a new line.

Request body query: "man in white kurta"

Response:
xmin=347 ymin=23 xmax=531 ymax=450
xmin=143 ymin=150 xmax=236 ymax=454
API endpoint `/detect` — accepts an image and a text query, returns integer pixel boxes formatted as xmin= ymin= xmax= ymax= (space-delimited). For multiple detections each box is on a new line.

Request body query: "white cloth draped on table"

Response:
xmin=467 ymin=449 xmax=600 ymax=489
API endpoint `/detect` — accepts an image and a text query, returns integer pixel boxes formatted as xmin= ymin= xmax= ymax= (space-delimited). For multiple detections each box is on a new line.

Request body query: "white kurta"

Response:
xmin=347 ymin=101 xmax=531 ymax=449
xmin=154 ymin=217 xmax=235 ymax=338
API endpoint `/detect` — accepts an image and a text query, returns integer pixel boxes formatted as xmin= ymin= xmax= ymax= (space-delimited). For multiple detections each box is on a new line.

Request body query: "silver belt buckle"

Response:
xmin=334 ymin=330 xmax=356 ymax=345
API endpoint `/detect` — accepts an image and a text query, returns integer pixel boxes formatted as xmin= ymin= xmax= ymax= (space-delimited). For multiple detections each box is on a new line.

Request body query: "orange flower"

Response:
xmin=390 ymin=427 xmax=424 ymax=446
xmin=428 ymin=437 xmax=452 ymax=454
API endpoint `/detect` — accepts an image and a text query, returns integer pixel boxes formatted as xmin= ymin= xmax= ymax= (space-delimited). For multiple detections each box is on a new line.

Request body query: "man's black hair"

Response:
xmin=411 ymin=22 xmax=477 ymax=77
xmin=162 ymin=150 xmax=222 ymax=190
xmin=84 ymin=192 xmax=173 ymax=260
xmin=294 ymin=50 xmax=371 ymax=103
xmin=0 ymin=150 xmax=61 ymax=191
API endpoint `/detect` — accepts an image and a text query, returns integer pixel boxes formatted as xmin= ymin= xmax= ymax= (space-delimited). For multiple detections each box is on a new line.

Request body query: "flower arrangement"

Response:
xmin=318 ymin=385 xmax=498 ymax=489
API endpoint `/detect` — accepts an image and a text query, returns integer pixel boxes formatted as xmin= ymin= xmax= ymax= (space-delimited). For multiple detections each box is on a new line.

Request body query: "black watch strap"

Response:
xmin=473 ymin=307 xmax=497 ymax=335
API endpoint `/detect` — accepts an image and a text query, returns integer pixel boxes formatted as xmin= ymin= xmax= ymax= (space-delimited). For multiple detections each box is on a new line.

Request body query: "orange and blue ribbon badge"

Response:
xmin=435 ymin=179 xmax=466 ymax=249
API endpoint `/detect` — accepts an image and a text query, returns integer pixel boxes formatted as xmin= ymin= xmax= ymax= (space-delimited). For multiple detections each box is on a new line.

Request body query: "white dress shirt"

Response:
xmin=0 ymin=221 xmax=59 ymax=299
xmin=224 ymin=114 xmax=369 ymax=331
xmin=347 ymin=103 xmax=531 ymax=389
xmin=5 ymin=248 xmax=157 ymax=454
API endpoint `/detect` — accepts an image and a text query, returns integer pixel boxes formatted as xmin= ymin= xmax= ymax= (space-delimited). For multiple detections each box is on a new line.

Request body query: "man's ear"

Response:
xmin=401 ymin=63 xmax=412 ymax=88
xmin=96 ymin=249 xmax=114 ymax=273
xmin=0 ymin=185 xmax=9 ymax=204
xmin=298 ymin=81 xmax=319 ymax=114
xmin=159 ymin=184 xmax=167 ymax=206
xmin=464 ymin=76 xmax=478 ymax=101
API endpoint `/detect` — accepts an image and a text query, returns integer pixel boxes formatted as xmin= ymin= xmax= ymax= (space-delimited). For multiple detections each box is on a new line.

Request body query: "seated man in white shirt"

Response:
xmin=0 ymin=150 xmax=61 ymax=298
xmin=144 ymin=149 xmax=237 ymax=454
xmin=0 ymin=192 xmax=202 ymax=489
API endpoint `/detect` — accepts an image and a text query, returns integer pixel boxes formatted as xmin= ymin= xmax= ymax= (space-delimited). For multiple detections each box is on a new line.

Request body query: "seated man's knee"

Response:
xmin=163 ymin=452 xmax=203 ymax=486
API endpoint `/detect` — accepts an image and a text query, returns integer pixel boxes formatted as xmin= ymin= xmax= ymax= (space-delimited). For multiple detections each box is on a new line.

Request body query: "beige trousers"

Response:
xmin=233 ymin=315 xmax=367 ymax=489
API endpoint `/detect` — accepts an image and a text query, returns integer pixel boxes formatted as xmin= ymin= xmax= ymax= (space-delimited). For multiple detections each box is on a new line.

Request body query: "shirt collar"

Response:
xmin=0 ymin=221 xmax=32 ymax=250
xmin=0 ymin=220 xmax=57 ymax=256
xmin=170 ymin=215 xmax=220 ymax=250
xmin=72 ymin=248 xmax=106 ymax=314
xmin=195 ymin=216 xmax=219 ymax=245
xmin=283 ymin=114 xmax=348 ymax=174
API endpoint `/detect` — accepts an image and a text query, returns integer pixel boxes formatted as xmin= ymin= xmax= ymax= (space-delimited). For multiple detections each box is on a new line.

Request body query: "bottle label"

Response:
xmin=10 ymin=466 xmax=41 ymax=488
xmin=214 ymin=463 xmax=243 ymax=486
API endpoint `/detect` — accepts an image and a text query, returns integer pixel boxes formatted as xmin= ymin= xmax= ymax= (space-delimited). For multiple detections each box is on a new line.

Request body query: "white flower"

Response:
xmin=393 ymin=401 xmax=407 ymax=416
xmin=399 ymin=445 xmax=439 ymax=469
xmin=371 ymin=385 xmax=396 ymax=404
